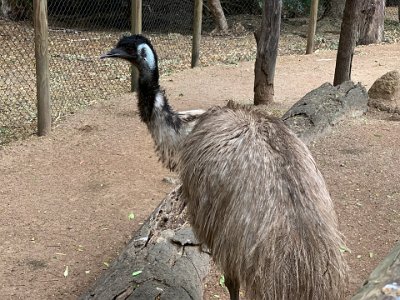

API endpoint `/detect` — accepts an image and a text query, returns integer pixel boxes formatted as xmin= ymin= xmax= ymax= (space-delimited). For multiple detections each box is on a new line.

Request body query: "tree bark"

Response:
xmin=207 ymin=0 xmax=228 ymax=33
xmin=358 ymin=0 xmax=385 ymax=45
xmin=80 ymin=187 xmax=211 ymax=300
xmin=333 ymin=0 xmax=361 ymax=86
xmin=351 ymin=242 xmax=400 ymax=300
xmin=253 ymin=0 xmax=282 ymax=105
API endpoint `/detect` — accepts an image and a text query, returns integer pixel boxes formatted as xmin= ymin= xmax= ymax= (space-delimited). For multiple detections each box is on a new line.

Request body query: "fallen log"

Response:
xmin=80 ymin=81 xmax=368 ymax=299
xmin=80 ymin=187 xmax=210 ymax=300
xmin=351 ymin=242 xmax=400 ymax=300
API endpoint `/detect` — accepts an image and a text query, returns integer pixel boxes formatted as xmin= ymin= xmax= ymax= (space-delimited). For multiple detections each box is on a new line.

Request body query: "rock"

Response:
xmin=282 ymin=81 xmax=369 ymax=144
xmin=368 ymin=70 xmax=400 ymax=113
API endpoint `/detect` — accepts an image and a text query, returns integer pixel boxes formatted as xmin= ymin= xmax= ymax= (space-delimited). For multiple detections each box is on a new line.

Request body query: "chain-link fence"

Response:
xmin=0 ymin=0 xmax=265 ymax=145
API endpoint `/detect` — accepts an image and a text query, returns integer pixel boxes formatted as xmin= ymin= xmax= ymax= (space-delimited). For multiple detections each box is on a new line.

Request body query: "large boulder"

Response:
xmin=368 ymin=70 xmax=400 ymax=113
xmin=282 ymin=81 xmax=369 ymax=144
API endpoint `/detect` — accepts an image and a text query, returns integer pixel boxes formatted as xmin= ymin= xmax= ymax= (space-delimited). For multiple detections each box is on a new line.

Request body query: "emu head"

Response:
xmin=101 ymin=35 xmax=158 ymax=80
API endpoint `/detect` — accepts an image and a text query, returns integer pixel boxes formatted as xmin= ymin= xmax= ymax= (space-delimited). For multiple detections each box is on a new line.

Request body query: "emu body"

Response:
xmin=101 ymin=35 xmax=348 ymax=300
xmin=181 ymin=106 xmax=347 ymax=299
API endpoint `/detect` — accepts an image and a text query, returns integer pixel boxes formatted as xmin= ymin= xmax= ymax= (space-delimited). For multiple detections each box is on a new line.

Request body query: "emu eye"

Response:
xmin=140 ymin=47 xmax=147 ymax=59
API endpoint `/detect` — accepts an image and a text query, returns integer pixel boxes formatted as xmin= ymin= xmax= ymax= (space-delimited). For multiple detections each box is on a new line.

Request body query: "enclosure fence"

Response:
xmin=0 ymin=0 xmax=262 ymax=145
xmin=3 ymin=0 xmax=397 ymax=145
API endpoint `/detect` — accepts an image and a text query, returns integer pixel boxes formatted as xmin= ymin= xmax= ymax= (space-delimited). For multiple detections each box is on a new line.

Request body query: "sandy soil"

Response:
xmin=1 ymin=42 xmax=399 ymax=299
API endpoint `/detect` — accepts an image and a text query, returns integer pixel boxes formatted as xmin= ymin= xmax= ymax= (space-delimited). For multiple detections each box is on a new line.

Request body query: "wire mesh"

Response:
xmin=0 ymin=5 xmax=36 ymax=144
xmin=0 ymin=0 xmax=264 ymax=145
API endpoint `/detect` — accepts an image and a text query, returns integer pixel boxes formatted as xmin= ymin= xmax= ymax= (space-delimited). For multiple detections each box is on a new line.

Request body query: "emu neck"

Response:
xmin=137 ymin=69 xmax=183 ymax=171
xmin=137 ymin=72 xmax=160 ymax=123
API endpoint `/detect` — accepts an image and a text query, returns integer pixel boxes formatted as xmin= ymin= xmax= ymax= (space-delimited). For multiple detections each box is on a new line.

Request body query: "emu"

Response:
xmin=101 ymin=35 xmax=348 ymax=300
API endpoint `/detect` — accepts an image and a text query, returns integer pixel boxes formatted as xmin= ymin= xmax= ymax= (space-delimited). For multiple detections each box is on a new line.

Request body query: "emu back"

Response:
xmin=180 ymin=107 xmax=347 ymax=300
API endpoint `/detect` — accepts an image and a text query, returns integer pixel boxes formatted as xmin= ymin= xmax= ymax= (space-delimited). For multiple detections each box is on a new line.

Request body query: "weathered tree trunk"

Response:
xmin=358 ymin=0 xmax=385 ymax=45
xmin=207 ymin=0 xmax=228 ymax=33
xmin=325 ymin=0 xmax=346 ymax=18
xmin=254 ymin=0 xmax=282 ymax=105
xmin=80 ymin=187 xmax=211 ymax=300
xmin=333 ymin=0 xmax=361 ymax=86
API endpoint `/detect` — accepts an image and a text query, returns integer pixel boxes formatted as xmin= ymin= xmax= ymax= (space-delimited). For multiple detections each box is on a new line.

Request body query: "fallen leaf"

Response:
xmin=132 ymin=270 xmax=142 ymax=277
xmin=64 ymin=266 xmax=69 ymax=277
xmin=219 ymin=275 xmax=225 ymax=288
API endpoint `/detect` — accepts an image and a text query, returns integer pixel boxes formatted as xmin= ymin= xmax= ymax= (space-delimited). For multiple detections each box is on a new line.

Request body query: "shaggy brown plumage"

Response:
xmin=180 ymin=106 xmax=348 ymax=300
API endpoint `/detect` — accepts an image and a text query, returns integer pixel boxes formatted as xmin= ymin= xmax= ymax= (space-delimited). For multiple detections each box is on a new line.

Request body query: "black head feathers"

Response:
xmin=101 ymin=34 xmax=158 ymax=72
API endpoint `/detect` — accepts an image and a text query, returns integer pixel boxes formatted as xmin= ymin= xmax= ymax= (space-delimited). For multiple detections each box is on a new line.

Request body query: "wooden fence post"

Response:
xmin=306 ymin=0 xmax=319 ymax=54
xmin=191 ymin=0 xmax=203 ymax=68
xmin=131 ymin=0 xmax=142 ymax=92
xmin=34 ymin=0 xmax=51 ymax=136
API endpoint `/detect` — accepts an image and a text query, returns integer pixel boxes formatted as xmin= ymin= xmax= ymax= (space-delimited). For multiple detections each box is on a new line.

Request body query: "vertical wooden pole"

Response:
xmin=191 ymin=0 xmax=203 ymax=68
xmin=34 ymin=0 xmax=51 ymax=136
xmin=333 ymin=0 xmax=361 ymax=86
xmin=131 ymin=0 xmax=142 ymax=92
xmin=306 ymin=0 xmax=319 ymax=54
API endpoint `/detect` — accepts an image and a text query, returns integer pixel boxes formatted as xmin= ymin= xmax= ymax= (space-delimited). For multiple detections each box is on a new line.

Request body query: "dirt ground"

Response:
xmin=1 ymin=42 xmax=399 ymax=299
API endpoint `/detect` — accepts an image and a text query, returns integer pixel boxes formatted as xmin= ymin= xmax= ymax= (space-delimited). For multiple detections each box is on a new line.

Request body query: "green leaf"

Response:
xmin=219 ymin=275 xmax=225 ymax=288
xmin=132 ymin=270 xmax=142 ymax=277
xmin=128 ymin=213 xmax=135 ymax=220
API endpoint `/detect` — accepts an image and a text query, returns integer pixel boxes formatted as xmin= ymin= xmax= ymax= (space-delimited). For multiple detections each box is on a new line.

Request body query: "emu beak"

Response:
xmin=100 ymin=48 xmax=133 ymax=60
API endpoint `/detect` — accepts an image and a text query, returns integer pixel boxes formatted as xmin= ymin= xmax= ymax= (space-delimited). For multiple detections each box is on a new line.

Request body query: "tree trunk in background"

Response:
xmin=358 ymin=0 xmax=386 ymax=45
xmin=398 ymin=0 xmax=400 ymax=22
xmin=306 ymin=0 xmax=319 ymax=54
xmin=333 ymin=0 xmax=361 ymax=86
xmin=1 ymin=0 xmax=30 ymax=20
xmin=1 ymin=0 xmax=15 ymax=18
xmin=325 ymin=0 xmax=346 ymax=18
xmin=254 ymin=0 xmax=282 ymax=105
xmin=208 ymin=0 xmax=228 ymax=33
